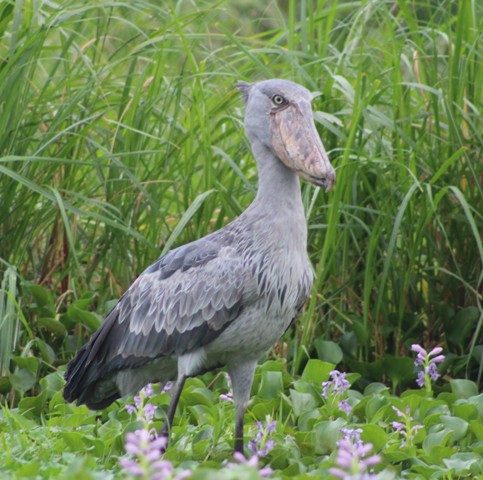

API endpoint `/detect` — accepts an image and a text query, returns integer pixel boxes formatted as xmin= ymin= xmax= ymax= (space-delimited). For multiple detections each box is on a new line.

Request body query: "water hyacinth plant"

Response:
xmin=121 ymin=432 xmax=185 ymax=480
xmin=121 ymin=384 xmax=191 ymax=480
xmin=329 ymin=428 xmax=381 ymax=480
xmin=223 ymin=417 xmax=275 ymax=477
xmin=125 ymin=384 xmax=158 ymax=427
xmin=391 ymin=406 xmax=423 ymax=449
xmin=322 ymin=370 xmax=353 ymax=415
xmin=226 ymin=452 xmax=273 ymax=478
xmin=248 ymin=418 xmax=276 ymax=458
xmin=411 ymin=345 xmax=445 ymax=393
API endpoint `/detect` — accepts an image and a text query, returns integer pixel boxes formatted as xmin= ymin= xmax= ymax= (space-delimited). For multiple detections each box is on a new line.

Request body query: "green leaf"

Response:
xmin=66 ymin=306 xmax=102 ymax=331
xmin=440 ymin=415 xmax=469 ymax=441
xmin=443 ymin=452 xmax=479 ymax=474
xmin=35 ymin=338 xmax=56 ymax=364
xmin=314 ymin=339 xmax=343 ymax=364
xmin=289 ymin=389 xmax=316 ymax=417
xmin=361 ymin=423 xmax=388 ymax=451
xmin=364 ymin=383 xmax=389 ymax=395
xmin=38 ymin=317 xmax=67 ymax=336
xmin=60 ymin=432 xmax=89 ymax=452
xmin=18 ymin=391 xmax=47 ymax=418
xmin=382 ymin=355 xmax=414 ymax=387
xmin=452 ymin=402 xmax=478 ymax=421
xmin=182 ymin=386 xmax=214 ymax=407
xmin=469 ymin=419 xmax=483 ymax=440
xmin=258 ymin=371 xmax=283 ymax=400
xmin=301 ymin=360 xmax=334 ymax=384
xmin=13 ymin=356 xmax=39 ymax=374
xmin=450 ymin=379 xmax=478 ymax=399
xmin=365 ymin=395 xmax=388 ymax=421
xmin=445 ymin=306 xmax=480 ymax=346
xmin=24 ymin=282 xmax=55 ymax=313
xmin=313 ymin=418 xmax=346 ymax=454
xmin=467 ymin=394 xmax=483 ymax=417
xmin=39 ymin=371 xmax=64 ymax=393
xmin=423 ymin=428 xmax=452 ymax=454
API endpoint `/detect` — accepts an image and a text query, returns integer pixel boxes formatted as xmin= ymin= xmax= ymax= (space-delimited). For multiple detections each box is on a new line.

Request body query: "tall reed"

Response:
xmin=0 ymin=0 xmax=480 ymax=377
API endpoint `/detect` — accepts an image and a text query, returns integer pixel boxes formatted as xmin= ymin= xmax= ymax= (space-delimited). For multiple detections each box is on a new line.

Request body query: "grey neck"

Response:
xmin=250 ymin=141 xmax=303 ymax=214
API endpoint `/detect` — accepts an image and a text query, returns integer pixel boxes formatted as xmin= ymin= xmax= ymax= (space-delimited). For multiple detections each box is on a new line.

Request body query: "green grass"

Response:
xmin=1 ymin=0 xmax=480 ymax=378
xmin=0 ymin=0 xmax=481 ymax=477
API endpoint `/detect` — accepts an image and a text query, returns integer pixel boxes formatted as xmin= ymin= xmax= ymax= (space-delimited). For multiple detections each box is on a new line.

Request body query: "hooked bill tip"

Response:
xmin=309 ymin=173 xmax=336 ymax=191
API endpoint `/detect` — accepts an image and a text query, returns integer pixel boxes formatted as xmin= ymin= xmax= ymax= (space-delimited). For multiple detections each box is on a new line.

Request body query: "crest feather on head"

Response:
xmin=236 ymin=81 xmax=252 ymax=103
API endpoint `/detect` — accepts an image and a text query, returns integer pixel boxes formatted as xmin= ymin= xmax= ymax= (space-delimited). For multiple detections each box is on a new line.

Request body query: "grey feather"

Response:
xmin=63 ymin=79 xmax=334 ymax=442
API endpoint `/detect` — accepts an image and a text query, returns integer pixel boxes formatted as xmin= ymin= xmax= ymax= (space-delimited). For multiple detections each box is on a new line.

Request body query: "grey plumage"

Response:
xmin=64 ymin=78 xmax=335 ymax=452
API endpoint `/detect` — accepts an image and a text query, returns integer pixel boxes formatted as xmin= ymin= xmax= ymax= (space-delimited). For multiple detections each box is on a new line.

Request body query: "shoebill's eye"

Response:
xmin=272 ymin=94 xmax=286 ymax=106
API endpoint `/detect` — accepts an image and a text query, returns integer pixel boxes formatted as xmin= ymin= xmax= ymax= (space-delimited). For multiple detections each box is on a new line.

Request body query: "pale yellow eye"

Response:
xmin=272 ymin=95 xmax=285 ymax=105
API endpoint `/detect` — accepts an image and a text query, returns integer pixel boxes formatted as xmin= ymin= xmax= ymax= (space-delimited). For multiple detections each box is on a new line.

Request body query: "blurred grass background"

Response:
xmin=0 ymin=0 xmax=481 ymax=393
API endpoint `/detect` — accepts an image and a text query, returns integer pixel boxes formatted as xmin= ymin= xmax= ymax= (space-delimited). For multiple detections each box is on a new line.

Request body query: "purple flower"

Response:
xmin=142 ymin=383 xmax=154 ymax=398
xmin=410 ymin=344 xmax=426 ymax=355
xmin=162 ymin=381 xmax=174 ymax=393
xmin=411 ymin=344 xmax=445 ymax=391
xmin=338 ymin=400 xmax=352 ymax=415
xmin=248 ymin=419 xmax=276 ymax=458
xmin=322 ymin=370 xmax=350 ymax=398
xmin=144 ymin=403 xmax=157 ymax=422
xmin=125 ymin=383 xmax=161 ymax=426
xmin=427 ymin=362 xmax=440 ymax=381
xmin=428 ymin=347 xmax=443 ymax=356
xmin=416 ymin=370 xmax=425 ymax=387
xmin=120 ymin=429 xmax=191 ymax=480
xmin=341 ymin=428 xmax=363 ymax=447
xmin=390 ymin=405 xmax=422 ymax=448
xmin=329 ymin=433 xmax=381 ymax=479
xmin=266 ymin=420 xmax=276 ymax=433
xmin=392 ymin=406 xmax=404 ymax=418
xmin=227 ymin=452 xmax=272 ymax=478
xmin=392 ymin=421 xmax=404 ymax=432
xmin=220 ymin=391 xmax=233 ymax=402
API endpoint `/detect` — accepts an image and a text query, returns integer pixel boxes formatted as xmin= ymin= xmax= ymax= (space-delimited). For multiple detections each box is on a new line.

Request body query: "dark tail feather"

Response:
xmin=63 ymin=309 xmax=120 ymax=409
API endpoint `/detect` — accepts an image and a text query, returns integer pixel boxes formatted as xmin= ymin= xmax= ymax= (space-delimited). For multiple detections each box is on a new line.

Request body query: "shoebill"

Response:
xmin=64 ymin=78 xmax=336 ymax=454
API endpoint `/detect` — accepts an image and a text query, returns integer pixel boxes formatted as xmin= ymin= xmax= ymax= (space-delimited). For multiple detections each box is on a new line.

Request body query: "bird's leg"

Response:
xmin=159 ymin=375 xmax=186 ymax=448
xmin=228 ymin=360 xmax=257 ymax=455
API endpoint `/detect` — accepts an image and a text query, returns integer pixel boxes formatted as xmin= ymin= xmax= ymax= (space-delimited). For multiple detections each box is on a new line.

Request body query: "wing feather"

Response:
xmin=91 ymin=239 xmax=251 ymax=372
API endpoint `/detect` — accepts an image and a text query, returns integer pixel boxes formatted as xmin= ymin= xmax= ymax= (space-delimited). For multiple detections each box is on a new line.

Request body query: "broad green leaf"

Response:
xmin=301 ymin=360 xmax=334 ymax=384
xmin=313 ymin=418 xmax=346 ymax=454
xmin=66 ymin=306 xmax=102 ymax=331
xmin=361 ymin=424 xmax=388 ymax=451
xmin=23 ymin=282 xmax=55 ymax=313
xmin=450 ymin=379 xmax=478 ymax=399
xmin=258 ymin=371 xmax=283 ymax=400
xmin=289 ymin=389 xmax=316 ymax=417
xmin=423 ymin=428 xmax=452 ymax=454
xmin=364 ymin=383 xmax=389 ymax=395
xmin=443 ymin=452 xmax=480 ymax=474
xmin=10 ymin=368 xmax=36 ymax=393
xmin=38 ymin=317 xmax=67 ymax=336
xmin=440 ymin=415 xmax=469 ymax=441
xmin=314 ymin=339 xmax=343 ymax=364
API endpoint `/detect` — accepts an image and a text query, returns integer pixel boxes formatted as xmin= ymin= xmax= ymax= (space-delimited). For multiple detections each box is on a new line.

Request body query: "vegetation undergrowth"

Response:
xmin=0 ymin=0 xmax=481 ymax=478
xmin=1 ymin=357 xmax=482 ymax=478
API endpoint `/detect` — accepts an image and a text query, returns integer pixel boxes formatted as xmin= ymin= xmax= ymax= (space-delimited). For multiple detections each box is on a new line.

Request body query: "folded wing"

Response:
xmin=64 ymin=237 xmax=253 ymax=406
